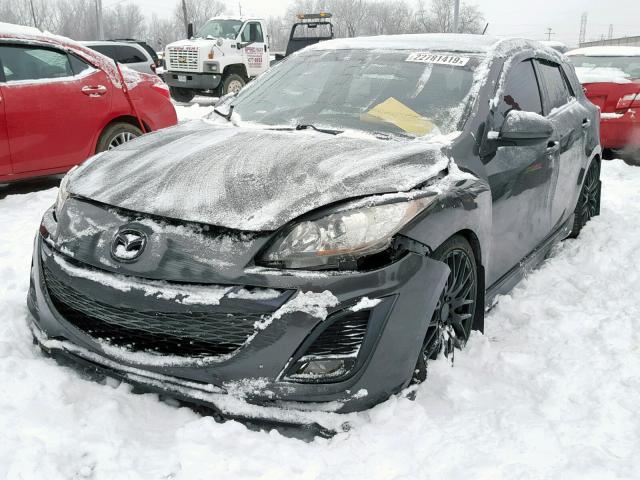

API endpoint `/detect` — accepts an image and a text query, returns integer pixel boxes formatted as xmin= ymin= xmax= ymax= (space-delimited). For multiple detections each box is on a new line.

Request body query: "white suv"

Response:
xmin=82 ymin=41 xmax=157 ymax=75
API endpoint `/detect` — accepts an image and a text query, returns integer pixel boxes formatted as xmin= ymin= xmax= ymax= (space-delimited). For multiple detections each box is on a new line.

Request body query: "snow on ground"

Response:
xmin=0 ymin=105 xmax=639 ymax=478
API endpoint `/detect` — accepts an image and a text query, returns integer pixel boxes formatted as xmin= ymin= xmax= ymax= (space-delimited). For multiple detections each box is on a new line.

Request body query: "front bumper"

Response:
xmin=28 ymin=232 xmax=448 ymax=418
xmin=164 ymin=71 xmax=221 ymax=91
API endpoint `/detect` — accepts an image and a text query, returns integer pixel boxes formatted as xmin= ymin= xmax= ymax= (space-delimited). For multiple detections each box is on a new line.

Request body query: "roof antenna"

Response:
xmin=482 ymin=23 xmax=489 ymax=35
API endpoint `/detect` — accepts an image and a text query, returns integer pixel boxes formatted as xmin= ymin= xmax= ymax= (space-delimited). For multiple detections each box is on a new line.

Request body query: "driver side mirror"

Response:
xmin=490 ymin=110 xmax=554 ymax=143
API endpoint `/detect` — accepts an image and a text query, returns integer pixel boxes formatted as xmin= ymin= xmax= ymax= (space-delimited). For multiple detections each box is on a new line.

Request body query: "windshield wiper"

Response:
xmin=213 ymin=104 xmax=234 ymax=122
xmin=295 ymin=124 xmax=342 ymax=135
xmin=371 ymin=130 xmax=414 ymax=140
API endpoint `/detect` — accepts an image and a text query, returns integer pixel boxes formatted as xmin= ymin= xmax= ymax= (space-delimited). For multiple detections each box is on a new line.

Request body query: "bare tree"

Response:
xmin=173 ymin=0 xmax=226 ymax=35
xmin=416 ymin=0 xmax=484 ymax=34
xmin=104 ymin=2 xmax=146 ymax=39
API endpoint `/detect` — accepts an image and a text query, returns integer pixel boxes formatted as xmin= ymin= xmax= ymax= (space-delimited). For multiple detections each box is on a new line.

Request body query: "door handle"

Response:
xmin=582 ymin=118 xmax=591 ymax=128
xmin=81 ymin=85 xmax=107 ymax=97
xmin=546 ymin=141 xmax=560 ymax=154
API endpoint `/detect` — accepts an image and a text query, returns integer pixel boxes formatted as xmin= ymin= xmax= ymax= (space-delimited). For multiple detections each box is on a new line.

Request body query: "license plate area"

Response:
xmin=177 ymin=75 xmax=187 ymax=82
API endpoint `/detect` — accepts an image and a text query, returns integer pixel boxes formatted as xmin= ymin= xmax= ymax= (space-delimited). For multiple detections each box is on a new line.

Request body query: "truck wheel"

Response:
xmin=169 ymin=87 xmax=195 ymax=103
xmin=96 ymin=123 xmax=143 ymax=153
xmin=222 ymin=74 xmax=246 ymax=95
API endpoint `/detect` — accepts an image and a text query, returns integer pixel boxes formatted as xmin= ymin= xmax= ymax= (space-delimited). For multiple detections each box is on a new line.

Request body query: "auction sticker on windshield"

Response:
xmin=406 ymin=52 xmax=470 ymax=66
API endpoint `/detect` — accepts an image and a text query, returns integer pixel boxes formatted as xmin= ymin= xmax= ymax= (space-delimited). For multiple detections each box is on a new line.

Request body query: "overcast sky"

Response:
xmin=109 ymin=0 xmax=640 ymax=47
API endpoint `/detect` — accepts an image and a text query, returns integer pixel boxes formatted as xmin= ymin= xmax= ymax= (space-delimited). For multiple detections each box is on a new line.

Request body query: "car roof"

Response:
xmin=307 ymin=33 xmax=562 ymax=59
xmin=82 ymin=40 xmax=146 ymax=49
xmin=567 ymin=46 xmax=640 ymax=57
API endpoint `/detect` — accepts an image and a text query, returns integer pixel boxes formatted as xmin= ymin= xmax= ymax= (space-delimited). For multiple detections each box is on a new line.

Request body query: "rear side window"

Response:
xmin=90 ymin=44 xmax=117 ymax=59
xmin=241 ymin=22 xmax=264 ymax=43
xmin=0 ymin=45 xmax=73 ymax=82
xmin=116 ymin=45 xmax=146 ymax=64
xmin=537 ymin=60 xmax=573 ymax=112
xmin=496 ymin=59 xmax=543 ymax=125
xmin=68 ymin=54 xmax=94 ymax=75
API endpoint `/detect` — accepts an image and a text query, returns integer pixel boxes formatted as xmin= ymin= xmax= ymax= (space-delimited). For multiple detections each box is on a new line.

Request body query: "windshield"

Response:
xmin=195 ymin=19 xmax=243 ymax=39
xmin=230 ymin=49 xmax=482 ymax=137
xmin=569 ymin=55 xmax=640 ymax=80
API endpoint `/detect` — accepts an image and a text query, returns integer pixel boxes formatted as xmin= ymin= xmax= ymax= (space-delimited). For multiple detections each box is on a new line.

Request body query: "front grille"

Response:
xmin=167 ymin=47 xmax=199 ymax=71
xmin=305 ymin=310 xmax=370 ymax=357
xmin=44 ymin=265 xmax=263 ymax=358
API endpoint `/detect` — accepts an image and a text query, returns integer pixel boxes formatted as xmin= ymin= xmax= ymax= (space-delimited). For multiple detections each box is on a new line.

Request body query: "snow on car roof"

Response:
xmin=567 ymin=46 xmax=640 ymax=57
xmin=0 ymin=21 xmax=147 ymax=88
xmin=308 ymin=33 xmax=561 ymax=58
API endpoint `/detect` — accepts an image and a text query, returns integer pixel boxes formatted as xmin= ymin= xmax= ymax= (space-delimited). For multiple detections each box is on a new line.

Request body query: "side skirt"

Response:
xmin=485 ymin=215 xmax=574 ymax=310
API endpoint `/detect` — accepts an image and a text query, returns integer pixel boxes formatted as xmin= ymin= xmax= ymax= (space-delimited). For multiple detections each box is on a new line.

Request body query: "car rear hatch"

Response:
xmin=583 ymin=81 xmax=640 ymax=113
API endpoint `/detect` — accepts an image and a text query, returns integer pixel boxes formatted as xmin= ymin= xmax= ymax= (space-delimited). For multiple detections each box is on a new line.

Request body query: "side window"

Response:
xmin=496 ymin=59 xmax=543 ymax=126
xmin=537 ymin=60 xmax=572 ymax=112
xmin=0 ymin=45 xmax=73 ymax=82
xmin=90 ymin=44 xmax=117 ymax=59
xmin=116 ymin=45 xmax=146 ymax=64
xmin=241 ymin=22 xmax=264 ymax=43
xmin=68 ymin=54 xmax=94 ymax=76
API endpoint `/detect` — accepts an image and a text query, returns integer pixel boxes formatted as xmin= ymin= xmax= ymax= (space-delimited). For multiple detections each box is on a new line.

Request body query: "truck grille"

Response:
xmin=167 ymin=46 xmax=199 ymax=72
xmin=43 ymin=265 xmax=263 ymax=358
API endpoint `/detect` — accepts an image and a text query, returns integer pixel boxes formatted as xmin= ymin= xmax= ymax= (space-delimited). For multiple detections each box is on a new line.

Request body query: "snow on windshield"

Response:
xmin=569 ymin=55 xmax=640 ymax=83
xmin=232 ymin=49 xmax=482 ymax=137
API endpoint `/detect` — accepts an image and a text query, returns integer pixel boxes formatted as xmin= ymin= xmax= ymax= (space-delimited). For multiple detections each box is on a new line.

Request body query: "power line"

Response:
xmin=545 ymin=27 xmax=555 ymax=41
xmin=579 ymin=12 xmax=587 ymax=45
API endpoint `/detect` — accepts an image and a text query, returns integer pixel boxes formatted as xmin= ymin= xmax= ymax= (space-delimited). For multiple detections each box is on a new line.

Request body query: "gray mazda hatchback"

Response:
xmin=28 ymin=34 xmax=601 ymax=428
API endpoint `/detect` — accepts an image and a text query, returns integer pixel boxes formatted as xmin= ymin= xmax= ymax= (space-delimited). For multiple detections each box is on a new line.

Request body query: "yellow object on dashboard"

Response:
xmin=361 ymin=97 xmax=434 ymax=136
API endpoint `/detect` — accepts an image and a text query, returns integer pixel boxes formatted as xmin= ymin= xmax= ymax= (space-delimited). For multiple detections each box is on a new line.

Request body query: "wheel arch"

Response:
xmin=222 ymin=63 xmax=248 ymax=80
xmin=95 ymin=116 xmax=151 ymax=154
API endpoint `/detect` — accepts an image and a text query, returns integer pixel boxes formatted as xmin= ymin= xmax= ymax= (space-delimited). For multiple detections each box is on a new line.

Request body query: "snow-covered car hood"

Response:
xmin=68 ymin=120 xmax=450 ymax=231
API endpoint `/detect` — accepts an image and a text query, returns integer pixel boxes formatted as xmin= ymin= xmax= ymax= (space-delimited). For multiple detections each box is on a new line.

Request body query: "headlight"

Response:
xmin=258 ymin=197 xmax=435 ymax=270
xmin=54 ymin=168 xmax=75 ymax=218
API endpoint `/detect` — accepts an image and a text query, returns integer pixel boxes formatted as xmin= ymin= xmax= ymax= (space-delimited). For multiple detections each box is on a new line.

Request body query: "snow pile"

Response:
xmin=1 ymin=106 xmax=639 ymax=477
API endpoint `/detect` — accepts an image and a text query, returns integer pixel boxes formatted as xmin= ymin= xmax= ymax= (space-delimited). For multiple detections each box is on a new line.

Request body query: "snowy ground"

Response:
xmin=1 ymin=104 xmax=639 ymax=478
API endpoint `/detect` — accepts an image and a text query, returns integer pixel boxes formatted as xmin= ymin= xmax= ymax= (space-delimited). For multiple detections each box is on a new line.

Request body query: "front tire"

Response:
xmin=221 ymin=73 xmax=246 ymax=96
xmin=568 ymin=158 xmax=601 ymax=238
xmin=96 ymin=123 xmax=143 ymax=153
xmin=413 ymin=235 xmax=479 ymax=383
xmin=169 ymin=87 xmax=195 ymax=103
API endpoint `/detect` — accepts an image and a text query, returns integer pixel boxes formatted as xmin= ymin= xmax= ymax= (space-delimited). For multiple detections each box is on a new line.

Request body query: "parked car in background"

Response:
xmin=29 ymin=34 xmax=601 ymax=424
xmin=82 ymin=40 xmax=158 ymax=75
xmin=0 ymin=23 xmax=177 ymax=184
xmin=111 ymin=38 xmax=161 ymax=72
xmin=567 ymin=46 xmax=640 ymax=164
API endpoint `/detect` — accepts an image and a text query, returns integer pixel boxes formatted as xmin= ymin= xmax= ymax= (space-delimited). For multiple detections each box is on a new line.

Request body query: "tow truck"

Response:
xmin=164 ymin=16 xmax=270 ymax=102
xmin=272 ymin=13 xmax=334 ymax=65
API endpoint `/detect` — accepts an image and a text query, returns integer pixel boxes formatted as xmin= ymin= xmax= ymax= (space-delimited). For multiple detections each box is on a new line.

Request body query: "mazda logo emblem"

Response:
xmin=111 ymin=228 xmax=147 ymax=262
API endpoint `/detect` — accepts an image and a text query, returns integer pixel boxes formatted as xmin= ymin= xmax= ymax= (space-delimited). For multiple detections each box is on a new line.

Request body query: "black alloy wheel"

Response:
xmin=413 ymin=235 xmax=478 ymax=383
xmin=568 ymin=159 xmax=601 ymax=238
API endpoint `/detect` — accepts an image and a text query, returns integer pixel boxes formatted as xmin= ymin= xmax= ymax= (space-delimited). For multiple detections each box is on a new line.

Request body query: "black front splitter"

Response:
xmin=34 ymin=338 xmax=337 ymax=440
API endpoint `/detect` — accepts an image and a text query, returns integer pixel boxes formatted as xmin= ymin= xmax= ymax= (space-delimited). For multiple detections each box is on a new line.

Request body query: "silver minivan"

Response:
xmin=81 ymin=41 xmax=157 ymax=75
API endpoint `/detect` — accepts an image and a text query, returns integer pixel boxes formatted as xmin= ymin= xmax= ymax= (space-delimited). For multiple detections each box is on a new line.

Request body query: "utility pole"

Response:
xmin=239 ymin=1 xmax=242 ymax=16
xmin=545 ymin=27 xmax=555 ymax=41
xmin=608 ymin=24 xmax=613 ymax=40
xmin=181 ymin=0 xmax=189 ymax=37
xmin=29 ymin=0 xmax=38 ymax=29
xmin=452 ymin=0 xmax=460 ymax=33
xmin=95 ymin=0 xmax=104 ymax=40
xmin=579 ymin=12 xmax=587 ymax=46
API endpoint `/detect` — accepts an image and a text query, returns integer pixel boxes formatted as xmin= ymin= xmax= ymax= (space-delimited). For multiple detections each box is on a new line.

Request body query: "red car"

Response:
xmin=0 ymin=23 xmax=177 ymax=183
xmin=568 ymin=46 xmax=640 ymax=164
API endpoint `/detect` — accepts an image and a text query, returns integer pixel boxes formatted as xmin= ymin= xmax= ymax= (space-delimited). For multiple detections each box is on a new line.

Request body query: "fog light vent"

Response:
xmin=284 ymin=309 xmax=371 ymax=383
